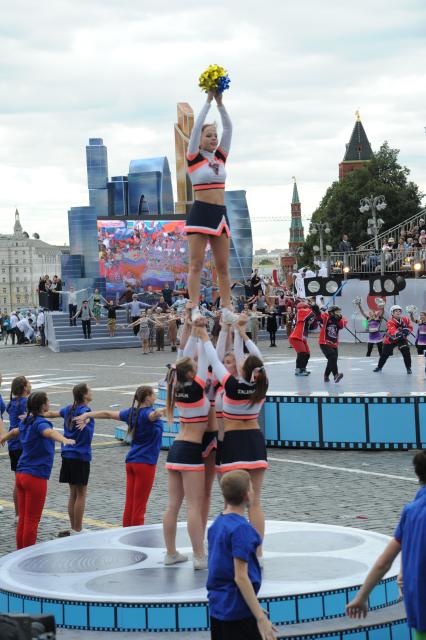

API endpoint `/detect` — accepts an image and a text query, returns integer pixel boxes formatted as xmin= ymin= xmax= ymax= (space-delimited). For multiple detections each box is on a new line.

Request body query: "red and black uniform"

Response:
xmin=319 ymin=312 xmax=347 ymax=379
xmin=376 ymin=316 xmax=413 ymax=372
xmin=289 ymin=305 xmax=321 ymax=373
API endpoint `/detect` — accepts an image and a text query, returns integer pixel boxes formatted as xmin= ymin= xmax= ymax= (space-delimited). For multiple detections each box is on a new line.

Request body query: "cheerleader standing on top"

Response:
xmin=163 ymin=323 xmax=211 ymax=570
xmin=184 ymin=89 xmax=237 ymax=326
xmin=355 ymin=301 xmax=384 ymax=356
xmin=196 ymin=315 xmax=269 ymax=561
xmin=1 ymin=392 xmax=75 ymax=549
xmin=75 ymin=385 xmax=164 ymax=527
xmin=43 ymin=383 xmax=95 ymax=535
xmin=374 ymin=305 xmax=413 ymax=374
xmin=5 ymin=376 xmax=32 ymax=522
xmin=319 ymin=305 xmax=347 ymax=383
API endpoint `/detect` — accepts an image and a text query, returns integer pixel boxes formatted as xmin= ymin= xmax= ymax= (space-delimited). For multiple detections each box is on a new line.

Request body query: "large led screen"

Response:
xmin=97 ymin=218 xmax=217 ymax=296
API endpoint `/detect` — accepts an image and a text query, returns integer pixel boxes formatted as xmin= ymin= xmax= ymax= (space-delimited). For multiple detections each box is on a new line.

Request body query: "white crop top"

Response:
xmin=187 ymin=101 xmax=232 ymax=191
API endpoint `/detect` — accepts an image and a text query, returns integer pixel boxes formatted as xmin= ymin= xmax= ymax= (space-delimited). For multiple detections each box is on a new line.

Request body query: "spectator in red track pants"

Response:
xmin=1 ymin=392 xmax=75 ymax=549
xmin=75 ymin=386 xmax=164 ymax=526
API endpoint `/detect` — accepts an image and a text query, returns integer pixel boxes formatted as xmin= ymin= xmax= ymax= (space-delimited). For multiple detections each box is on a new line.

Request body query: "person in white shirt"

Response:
xmin=9 ymin=312 xmax=19 ymax=346
xmin=121 ymin=295 xmax=152 ymax=336
xmin=36 ymin=310 xmax=46 ymax=346
xmin=55 ymin=287 xmax=87 ymax=326
xmin=16 ymin=317 xmax=34 ymax=343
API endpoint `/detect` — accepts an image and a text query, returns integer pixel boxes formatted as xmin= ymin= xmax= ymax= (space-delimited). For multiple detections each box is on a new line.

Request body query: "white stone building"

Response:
xmin=0 ymin=210 xmax=66 ymax=313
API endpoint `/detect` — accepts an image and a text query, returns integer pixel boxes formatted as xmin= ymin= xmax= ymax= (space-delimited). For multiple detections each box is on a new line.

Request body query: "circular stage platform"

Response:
xmin=0 ymin=521 xmax=401 ymax=633
xmin=115 ymin=355 xmax=426 ymax=452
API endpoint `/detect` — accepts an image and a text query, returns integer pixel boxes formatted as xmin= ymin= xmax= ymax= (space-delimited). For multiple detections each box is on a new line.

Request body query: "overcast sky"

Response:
xmin=1 ymin=0 xmax=425 ymax=250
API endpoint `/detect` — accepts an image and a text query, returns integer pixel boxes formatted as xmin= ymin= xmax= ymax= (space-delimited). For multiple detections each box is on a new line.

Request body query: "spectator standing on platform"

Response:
xmin=347 ymin=451 xmax=426 ymax=640
xmin=122 ymin=295 xmax=151 ymax=337
xmin=119 ymin=285 xmax=135 ymax=323
xmin=161 ymin=283 xmax=174 ymax=306
xmin=155 ymin=296 xmax=170 ymax=314
xmin=72 ymin=300 xmax=96 ymax=339
xmin=168 ymin=312 xmax=178 ymax=352
xmin=155 ymin=313 xmax=165 ymax=351
xmin=90 ymin=289 xmax=103 ymax=325
xmin=172 ymin=293 xmax=188 ymax=316
xmin=207 ymin=470 xmax=277 ymax=640
xmin=250 ymin=270 xmax=263 ymax=298
xmin=55 ymin=286 xmax=87 ymax=326
xmin=104 ymin=300 xmax=122 ymax=338
xmin=338 ymin=234 xmax=353 ymax=253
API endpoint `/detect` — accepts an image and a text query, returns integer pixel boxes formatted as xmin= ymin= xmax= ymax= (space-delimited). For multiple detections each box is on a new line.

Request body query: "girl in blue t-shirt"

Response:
xmin=75 ymin=385 xmax=164 ymax=527
xmin=5 ymin=376 xmax=32 ymax=522
xmin=0 ymin=391 xmax=75 ymax=549
xmin=43 ymin=383 xmax=94 ymax=535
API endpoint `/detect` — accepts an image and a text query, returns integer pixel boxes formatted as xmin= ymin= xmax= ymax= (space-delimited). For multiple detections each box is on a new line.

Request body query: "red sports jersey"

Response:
xmin=384 ymin=316 xmax=413 ymax=345
xmin=319 ymin=312 xmax=347 ymax=347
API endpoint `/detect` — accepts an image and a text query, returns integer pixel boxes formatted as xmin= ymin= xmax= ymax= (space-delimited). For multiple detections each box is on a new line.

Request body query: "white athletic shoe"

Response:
xmin=221 ymin=307 xmax=239 ymax=325
xmin=0 ymin=506 xmax=3 ymax=513
xmin=164 ymin=551 xmax=188 ymax=566
xmin=193 ymin=555 xmax=208 ymax=570
xmin=191 ymin=307 xmax=202 ymax=323
xmin=70 ymin=528 xmax=90 ymax=535
xmin=14 ymin=515 xmax=19 ymax=524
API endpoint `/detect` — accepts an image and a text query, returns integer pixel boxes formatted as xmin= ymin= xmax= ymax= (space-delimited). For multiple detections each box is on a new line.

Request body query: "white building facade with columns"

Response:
xmin=0 ymin=210 xmax=65 ymax=313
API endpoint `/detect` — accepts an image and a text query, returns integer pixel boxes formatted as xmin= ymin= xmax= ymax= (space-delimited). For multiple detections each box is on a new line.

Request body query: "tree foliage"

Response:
xmin=302 ymin=142 xmax=424 ymax=265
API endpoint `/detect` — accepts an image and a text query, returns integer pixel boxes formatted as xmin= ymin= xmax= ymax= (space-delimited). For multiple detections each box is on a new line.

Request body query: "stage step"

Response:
xmin=46 ymin=312 xmax=287 ymax=352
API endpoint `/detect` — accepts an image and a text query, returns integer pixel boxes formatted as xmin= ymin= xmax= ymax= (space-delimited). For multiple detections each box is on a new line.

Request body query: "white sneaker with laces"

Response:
xmin=193 ymin=555 xmax=208 ymax=570
xmin=70 ymin=528 xmax=90 ymax=535
xmin=164 ymin=551 xmax=188 ymax=566
xmin=221 ymin=307 xmax=239 ymax=325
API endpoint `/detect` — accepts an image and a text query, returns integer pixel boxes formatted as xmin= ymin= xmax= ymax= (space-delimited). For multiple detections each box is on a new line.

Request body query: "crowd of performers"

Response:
xmin=0 ymin=305 xmax=277 ymax=639
xmin=2 ymin=90 xmax=426 ymax=639
xmin=1 ymin=304 xmax=426 ymax=638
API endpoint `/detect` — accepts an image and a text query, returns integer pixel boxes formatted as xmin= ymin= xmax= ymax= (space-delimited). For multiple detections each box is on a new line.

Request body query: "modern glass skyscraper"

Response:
xmin=108 ymin=176 xmax=128 ymax=217
xmin=127 ymin=157 xmax=174 ymax=216
xmin=225 ymin=190 xmax=253 ymax=284
xmin=86 ymin=138 xmax=109 ymax=216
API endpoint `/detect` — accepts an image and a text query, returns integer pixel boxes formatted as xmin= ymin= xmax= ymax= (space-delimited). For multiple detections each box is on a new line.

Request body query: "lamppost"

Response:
xmin=310 ymin=222 xmax=331 ymax=261
xmin=359 ymin=195 xmax=387 ymax=252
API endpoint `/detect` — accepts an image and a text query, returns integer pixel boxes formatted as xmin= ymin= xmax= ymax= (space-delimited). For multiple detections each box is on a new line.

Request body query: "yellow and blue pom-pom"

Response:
xmin=198 ymin=64 xmax=231 ymax=93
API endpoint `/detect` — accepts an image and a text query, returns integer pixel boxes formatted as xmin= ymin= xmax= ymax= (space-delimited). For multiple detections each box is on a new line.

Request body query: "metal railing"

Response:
xmin=357 ymin=208 xmax=426 ymax=250
xmin=327 ymin=249 xmax=426 ymax=275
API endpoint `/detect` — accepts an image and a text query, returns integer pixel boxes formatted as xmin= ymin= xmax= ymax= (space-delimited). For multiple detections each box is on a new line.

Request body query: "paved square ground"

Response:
xmin=0 ymin=339 xmax=420 ymax=638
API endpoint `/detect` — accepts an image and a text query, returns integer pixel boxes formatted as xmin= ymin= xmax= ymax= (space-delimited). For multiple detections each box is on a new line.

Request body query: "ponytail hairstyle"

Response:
xmin=166 ymin=357 xmax=195 ymax=424
xmin=413 ymin=450 xmax=426 ymax=484
xmin=67 ymin=383 xmax=89 ymax=430
xmin=127 ymin=385 xmax=155 ymax=441
xmin=10 ymin=376 xmax=29 ymax=402
xmin=23 ymin=392 xmax=48 ymax=427
xmin=241 ymin=355 xmax=268 ymax=406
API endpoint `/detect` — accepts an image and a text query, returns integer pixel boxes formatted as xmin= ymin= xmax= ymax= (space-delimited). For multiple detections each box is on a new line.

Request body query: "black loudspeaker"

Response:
xmin=304 ymin=276 xmax=343 ymax=297
xmin=369 ymin=275 xmax=406 ymax=297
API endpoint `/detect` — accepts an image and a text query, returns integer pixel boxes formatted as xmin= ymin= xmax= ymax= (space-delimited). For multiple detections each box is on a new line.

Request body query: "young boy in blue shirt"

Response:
xmin=207 ymin=470 xmax=276 ymax=640
xmin=347 ymin=450 xmax=426 ymax=640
